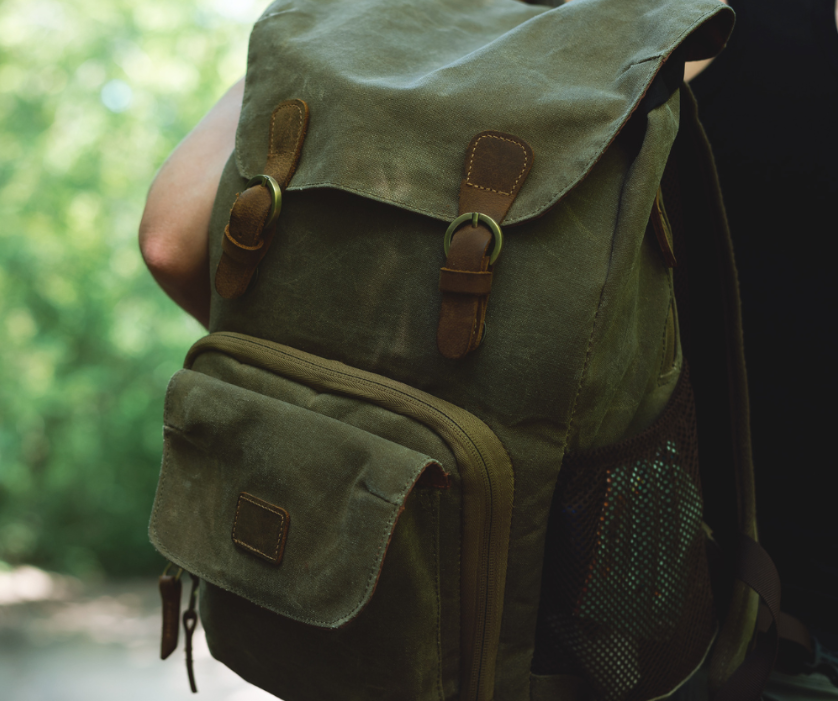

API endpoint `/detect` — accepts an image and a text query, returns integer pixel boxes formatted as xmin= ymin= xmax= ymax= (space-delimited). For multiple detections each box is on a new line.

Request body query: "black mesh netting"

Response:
xmin=532 ymin=364 xmax=716 ymax=701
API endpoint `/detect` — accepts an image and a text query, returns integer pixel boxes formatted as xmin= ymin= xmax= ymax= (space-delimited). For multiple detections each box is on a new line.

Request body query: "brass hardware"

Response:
xmin=443 ymin=212 xmax=503 ymax=265
xmin=245 ymin=174 xmax=282 ymax=228
xmin=162 ymin=561 xmax=183 ymax=581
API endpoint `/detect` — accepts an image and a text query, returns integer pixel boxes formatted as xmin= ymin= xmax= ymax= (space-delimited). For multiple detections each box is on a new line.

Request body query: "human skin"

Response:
xmin=683 ymin=0 xmax=729 ymax=81
xmin=138 ymin=78 xmax=244 ymax=328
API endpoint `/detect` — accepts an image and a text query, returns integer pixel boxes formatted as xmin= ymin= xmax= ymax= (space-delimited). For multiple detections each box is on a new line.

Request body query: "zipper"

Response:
xmin=185 ymin=331 xmax=515 ymax=701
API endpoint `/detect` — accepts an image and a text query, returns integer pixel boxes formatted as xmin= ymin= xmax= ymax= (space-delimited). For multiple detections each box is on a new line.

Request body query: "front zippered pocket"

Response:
xmin=150 ymin=331 xmax=514 ymax=701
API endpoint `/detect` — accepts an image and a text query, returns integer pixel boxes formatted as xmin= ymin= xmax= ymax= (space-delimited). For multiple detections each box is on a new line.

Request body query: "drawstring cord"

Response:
xmin=183 ymin=572 xmax=200 ymax=693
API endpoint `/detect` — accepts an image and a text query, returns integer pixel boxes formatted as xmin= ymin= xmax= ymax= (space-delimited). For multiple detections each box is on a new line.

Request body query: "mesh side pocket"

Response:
xmin=533 ymin=363 xmax=716 ymax=701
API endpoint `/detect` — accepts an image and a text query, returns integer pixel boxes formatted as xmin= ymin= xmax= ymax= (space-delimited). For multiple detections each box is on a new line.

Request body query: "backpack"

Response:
xmin=148 ymin=1 xmax=782 ymax=699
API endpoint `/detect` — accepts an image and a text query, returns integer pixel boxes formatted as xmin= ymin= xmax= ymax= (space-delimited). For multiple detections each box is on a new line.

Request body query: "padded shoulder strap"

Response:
xmin=663 ymin=84 xmax=777 ymax=697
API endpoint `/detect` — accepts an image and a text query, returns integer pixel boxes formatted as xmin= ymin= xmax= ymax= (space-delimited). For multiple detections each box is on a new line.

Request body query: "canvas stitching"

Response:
xmin=359 ymin=467 xmax=429 ymax=611
xmin=232 ymin=494 xmax=286 ymax=562
xmin=281 ymin=181 xmax=455 ymax=220
xmin=465 ymin=133 xmax=528 ymax=196
xmin=552 ymin=6 xmax=716 ymax=436
xmin=519 ymin=7 xmax=719 ymax=222
xmin=183 ymin=335 xmax=498 ymax=628
xmin=150 ymin=373 xmax=183 ymax=545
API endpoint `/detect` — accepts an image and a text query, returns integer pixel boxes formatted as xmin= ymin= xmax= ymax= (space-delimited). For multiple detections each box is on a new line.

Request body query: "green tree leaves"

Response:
xmin=0 ymin=0 xmax=260 ymax=576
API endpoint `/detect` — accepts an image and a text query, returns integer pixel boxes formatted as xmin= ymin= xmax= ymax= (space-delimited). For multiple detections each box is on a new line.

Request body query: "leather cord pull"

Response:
xmin=215 ymin=99 xmax=310 ymax=299
xmin=437 ymin=131 xmax=534 ymax=359
xmin=757 ymin=607 xmax=816 ymax=675
xmin=159 ymin=572 xmax=182 ymax=660
xmin=712 ymin=534 xmax=781 ymax=701
xmin=182 ymin=572 xmax=200 ymax=694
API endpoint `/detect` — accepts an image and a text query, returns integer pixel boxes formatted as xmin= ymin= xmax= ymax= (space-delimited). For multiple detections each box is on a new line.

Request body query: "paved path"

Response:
xmin=0 ymin=568 xmax=275 ymax=701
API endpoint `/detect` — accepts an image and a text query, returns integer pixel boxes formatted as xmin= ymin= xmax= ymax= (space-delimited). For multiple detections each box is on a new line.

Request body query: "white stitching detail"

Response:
xmin=232 ymin=493 xmax=287 ymax=561
xmin=269 ymin=102 xmax=303 ymax=159
xmin=465 ymin=133 xmax=528 ymax=196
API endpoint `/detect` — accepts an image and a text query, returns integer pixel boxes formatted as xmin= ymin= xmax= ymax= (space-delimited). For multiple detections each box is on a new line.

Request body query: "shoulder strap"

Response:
xmin=663 ymin=83 xmax=781 ymax=699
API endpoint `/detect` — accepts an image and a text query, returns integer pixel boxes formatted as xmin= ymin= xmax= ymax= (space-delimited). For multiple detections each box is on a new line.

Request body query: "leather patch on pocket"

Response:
xmin=232 ymin=493 xmax=290 ymax=565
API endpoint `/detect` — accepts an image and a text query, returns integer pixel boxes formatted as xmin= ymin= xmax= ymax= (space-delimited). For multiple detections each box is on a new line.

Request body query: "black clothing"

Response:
xmin=691 ymin=0 xmax=838 ymax=644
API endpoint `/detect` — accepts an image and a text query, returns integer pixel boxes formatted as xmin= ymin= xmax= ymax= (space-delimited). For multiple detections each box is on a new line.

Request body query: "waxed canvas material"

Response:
xmin=235 ymin=0 xmax=733 ymax=224
xmin=154 ymin=347 xmax=466 ymax=701
xmin=201 ymin=567 xmax=448 ymax=701
xmin=152 ymin=0 xmax=752 ymax=698
xmin=206 ymin=89 xmax=701 ymax=700
xmin=150 ymin=365 xmax=445 ymax=628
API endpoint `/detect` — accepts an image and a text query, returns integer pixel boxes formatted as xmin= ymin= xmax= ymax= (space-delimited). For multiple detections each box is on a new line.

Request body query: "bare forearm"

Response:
xmin=139 ymin=78 xmax=245 ymax=328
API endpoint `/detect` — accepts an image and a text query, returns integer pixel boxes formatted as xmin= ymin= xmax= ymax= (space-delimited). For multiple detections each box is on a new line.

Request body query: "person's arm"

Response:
xmin=138 ymin=78 xmax=245 ymax=329
xmin=684 ymin=0 xmax=729 ymax=82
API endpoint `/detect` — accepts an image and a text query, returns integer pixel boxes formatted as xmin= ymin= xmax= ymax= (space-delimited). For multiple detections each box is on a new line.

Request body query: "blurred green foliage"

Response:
xmin=0 ymin=0 xmax=261 ymax=577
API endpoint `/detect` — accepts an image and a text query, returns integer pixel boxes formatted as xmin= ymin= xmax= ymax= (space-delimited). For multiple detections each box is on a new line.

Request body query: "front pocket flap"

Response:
xmin=149 ymin=368 xmax=445 ymax=629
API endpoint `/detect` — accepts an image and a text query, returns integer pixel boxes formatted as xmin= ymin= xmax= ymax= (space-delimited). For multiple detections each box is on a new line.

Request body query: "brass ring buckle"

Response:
xmin=245 ymin=174 xmax=282 ymax=228
xmin=443 ymin=212 xmax=503 ymax=265
xmin=162 ymin=562 xmax=183 ymax=581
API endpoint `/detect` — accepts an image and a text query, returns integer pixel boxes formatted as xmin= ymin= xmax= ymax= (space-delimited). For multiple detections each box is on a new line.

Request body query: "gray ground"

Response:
xmin=0 ymin=567 xmax=275 ymax=701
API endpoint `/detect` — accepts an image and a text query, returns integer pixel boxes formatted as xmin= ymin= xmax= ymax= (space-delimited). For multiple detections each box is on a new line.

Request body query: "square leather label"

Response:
xmin=232 ymin=492 xmax=289 ymax=565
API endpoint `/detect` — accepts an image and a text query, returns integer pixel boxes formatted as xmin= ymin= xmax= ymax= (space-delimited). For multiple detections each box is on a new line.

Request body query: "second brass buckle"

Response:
xmin=443 ymin=212 xmax=503 ymax=265
xmin=245 ymin=174 xmax=282 ymax=228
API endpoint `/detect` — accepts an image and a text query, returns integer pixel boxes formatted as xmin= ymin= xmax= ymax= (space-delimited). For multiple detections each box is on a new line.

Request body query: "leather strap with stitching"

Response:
xmin=215 ymin=99 xmax=310 ymax=299
xmin=437 ymin=131 xmax=534 ymax=359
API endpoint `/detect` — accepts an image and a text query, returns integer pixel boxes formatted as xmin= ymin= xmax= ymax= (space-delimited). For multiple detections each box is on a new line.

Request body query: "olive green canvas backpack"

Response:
xmin=149 ymin=1 xmax=783 ymax=699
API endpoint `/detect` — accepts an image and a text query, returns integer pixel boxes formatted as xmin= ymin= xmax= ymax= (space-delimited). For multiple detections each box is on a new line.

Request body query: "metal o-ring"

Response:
xmin=245 ymin=174 xmax=282 ymax=227
xmin=443 ymin=212 xmax=503 ymax=265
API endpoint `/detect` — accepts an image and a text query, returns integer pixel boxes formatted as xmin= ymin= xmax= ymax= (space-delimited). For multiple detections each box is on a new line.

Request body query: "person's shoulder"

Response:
xmin=683 ymin=0 xmax=729 ymax=83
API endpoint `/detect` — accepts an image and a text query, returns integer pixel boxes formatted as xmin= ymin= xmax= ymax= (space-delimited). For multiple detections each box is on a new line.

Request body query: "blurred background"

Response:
xmin=0 ymin=0 xmax=274 ymax=697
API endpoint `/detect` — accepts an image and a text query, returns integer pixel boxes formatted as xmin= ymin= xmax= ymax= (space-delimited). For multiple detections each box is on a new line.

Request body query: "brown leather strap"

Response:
xmin=439 ymin=268 xmax=494 ymax=295
xmin=215 ymin=99 xmax=310 ymax=299
xmin=437 ymin=131 xmax=533 ymax=359
xmin=158 ymin=573 xmax=182 ymax=660
xmin=712 ymin=534 xmax=781 ymax=701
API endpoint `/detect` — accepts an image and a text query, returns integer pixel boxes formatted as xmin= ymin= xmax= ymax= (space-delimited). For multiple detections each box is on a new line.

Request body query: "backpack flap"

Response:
xmin=234 ymin=0 xmax=734 ymax=226
xmin=149 ymin=367 xmax=448 ymax=628
xmin=187 ymin=1 xmax=751 ymax=699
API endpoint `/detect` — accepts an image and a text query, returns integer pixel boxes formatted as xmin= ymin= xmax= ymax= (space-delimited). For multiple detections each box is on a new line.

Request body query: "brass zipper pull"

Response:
xmin=651 ymin=187 xmax=677 ymax=268
xmin=159 ymin=563 xmax=183 ymax=660
xmin=183 ymin=572 xmax=200 ymax=693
